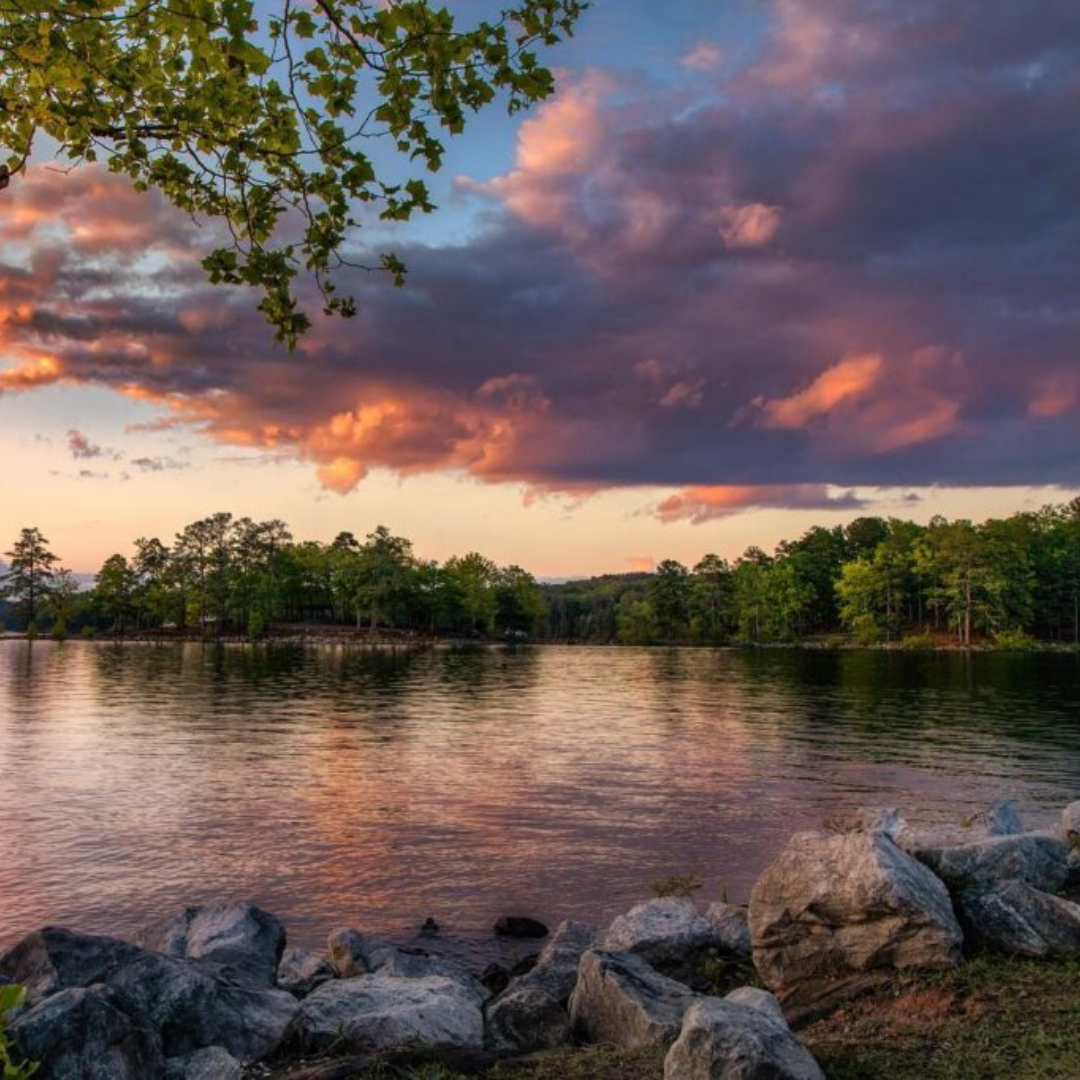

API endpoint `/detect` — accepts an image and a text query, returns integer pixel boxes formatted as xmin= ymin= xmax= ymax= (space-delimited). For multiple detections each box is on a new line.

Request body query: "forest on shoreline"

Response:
xmin=4 ymin=500 xmax=1080 ymax=648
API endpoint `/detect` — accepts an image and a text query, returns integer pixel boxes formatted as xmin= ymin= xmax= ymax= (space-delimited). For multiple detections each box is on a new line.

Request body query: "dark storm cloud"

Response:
xmin=2 ymin=0 xmax=1080 ymax=512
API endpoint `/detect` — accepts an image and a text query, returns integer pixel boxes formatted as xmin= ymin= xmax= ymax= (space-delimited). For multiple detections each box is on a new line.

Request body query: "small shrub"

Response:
xmin=900 ymin=630 xmax=936 ymax=651
xmin=650 ymin=873 xmax=703 ymax=899
xmin=849 ymin=613 xmax=883 ymax=646
xmin=81 ymin=626 xmax=97 ymax=640
xmin=992 ymin=628 xmax=1036 ymax=652
xmin=0 ymin=984 xmax=39 ymax=1078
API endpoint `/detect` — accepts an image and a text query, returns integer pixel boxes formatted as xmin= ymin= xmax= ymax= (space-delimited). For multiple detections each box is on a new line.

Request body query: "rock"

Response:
xmin=988 ymin=802 xmax=1025 ymax=836
xmin=703 ymin=904 xmax=752 ymax=960
xmin=723 ymin=986 xmax=786 ymax=1023
xmin=419 ymin=918 xmax=440 ymax=937
xmin=486 ymin=983 xmax=572 ymax=1054
xmin=750 ymin=830 xmax=962 ymax=1022
xmin=959 ymin=879 xmax=1080 ymax=957
xmin=664 ymin=997 xmax=824 ymax=1080
xmin=286 ymin=974 xmax=484 ymax=1054
xmin=277 ymin=947 xmax=337 ymax=998
xmin=165 ymin=1046 xmax=243 ymax=1080
xmin=480 ymin=963 xmax=511 ymax=996
xmin=485 ymin=921 xmax=599 ymax=1053
xmin=1062 ymin=800 xmax=1080 ymax=837
xmin=105 ymin=951 xmax=298 ymax=1062
xmin=325 ymin=930 xmax=486 ymax=1003
xmin=137 ymin=903 xmax=285 ymax=988
xmin=494 ymin=916 xmax=549 ymax=940
xmin=9 ymin=984 xmax=163 ymax=1080
xmin=0 ymin=927 xmax=145 ymax=1005
xmin=569 ymin=949 xmax=699 ymax=1047
xmin=604 ymin=898 xmax=740 ymax=988
xmin=327 ymin=927 xmax=368 ymax=978
xmin=911 ymin=832 xmax=1072 ymax=895
xmin=520 ymin=920 xmax=599 ymax=1004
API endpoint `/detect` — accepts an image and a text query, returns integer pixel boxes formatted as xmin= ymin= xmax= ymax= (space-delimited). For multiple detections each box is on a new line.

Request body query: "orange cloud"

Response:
xmin=754 ymin=353 xmax=884 ymax=429
xmin=316 ymin=457 xmax=368 ymax=494
xmin=0 ymin=356 xmax=64 ymax=394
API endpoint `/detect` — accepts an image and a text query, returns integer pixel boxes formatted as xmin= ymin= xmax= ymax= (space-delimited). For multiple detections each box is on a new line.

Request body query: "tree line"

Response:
xmin=549 ymin=501 xmax=1080 ymax=647
xmin=4 ymin=500 xmax=1080 ymax=646
xmin=0 ymin=516 xmax=545 ymax=640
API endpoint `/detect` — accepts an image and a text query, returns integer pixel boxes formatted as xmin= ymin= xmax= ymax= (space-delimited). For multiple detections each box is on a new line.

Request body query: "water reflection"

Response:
xmin=1 ymin=642 xmax=1079 ymax=959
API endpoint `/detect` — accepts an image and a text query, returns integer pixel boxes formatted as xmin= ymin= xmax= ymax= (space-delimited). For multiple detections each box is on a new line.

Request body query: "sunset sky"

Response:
xmin=3 ymin=0 xmax=1080 ymax=577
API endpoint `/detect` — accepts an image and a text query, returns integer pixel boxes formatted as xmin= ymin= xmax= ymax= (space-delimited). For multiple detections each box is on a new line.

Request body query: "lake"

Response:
xmin=2 ymin=641 xmax=1080 ymax=961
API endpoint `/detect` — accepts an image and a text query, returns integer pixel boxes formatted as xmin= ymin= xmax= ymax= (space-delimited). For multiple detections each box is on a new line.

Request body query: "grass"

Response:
xmin=351 ymin=1046 xmax=666 ymax=1079
xmin=803 ymin=956 xmax=1080 ymax=1079
xmin=284 ymin=956 xmax=1080 ymax=1080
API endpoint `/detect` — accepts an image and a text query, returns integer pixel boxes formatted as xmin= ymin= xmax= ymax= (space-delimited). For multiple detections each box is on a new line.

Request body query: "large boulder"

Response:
xmin=603 ymin=898 xmax=742 ymax=987
xmin=959 ymin=880 xmax=1080 ymax=957
xmin=0 ymin=928 xmax=145 ymax=1005
xmin=137 ymin=903 xmax=286 ymax=988
xmin=106 ymin=951 xmax=299 ymax=1062
xmin=485 ymin=920 xmax=598 ymax=1053
xmin=664 ymin=995 xmax=824 ymax=1080
xmin=910 ymin=832 xmax=1073 ymax=895
xmin=750 ymin=830 xmax=962 ymax=1021
xmin=9 ymin=984 xmax=163 ymax=1080
xmin=569 ymin=949 xmax=699 ymax=1047
xmin=276 ymin=946 xmax=337 ymax=999
xmin=285 ymin=974 xmax=484 ymax=1054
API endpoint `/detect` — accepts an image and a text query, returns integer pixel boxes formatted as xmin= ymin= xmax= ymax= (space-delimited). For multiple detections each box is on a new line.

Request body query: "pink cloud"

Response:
xmin=656 ymin=484 xmax=862 ymax=524
xmin=753 ymin=353 xmax=884 ymax=429
xmin=717 ymin=203 xmax=783 ymax=248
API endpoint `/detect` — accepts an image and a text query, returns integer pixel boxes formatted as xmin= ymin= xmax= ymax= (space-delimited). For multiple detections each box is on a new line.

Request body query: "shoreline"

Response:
xmin=2 ymin=631 xmax=1078 ymax=655
xmin=5 ymin=799 xmax=1080 ymax=1079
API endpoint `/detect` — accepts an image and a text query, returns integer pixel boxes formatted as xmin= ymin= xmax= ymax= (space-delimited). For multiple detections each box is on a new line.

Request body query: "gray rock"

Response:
xmin=703 ymin=904 xmax=751 ymax=960
xmin=665 ymin=997 xmax=824 ymax=1080
xmin=521 ymin=920 xmax=600 ymax=1004
xmin=494 ymin=916 xmax=549 ymax=939
xmin=911 ymin=832 xmax=1072 ymax=895
xmin=137 ymin=903 xmax=285 ymax=988
xmin=0 ymin=928 xmax=145 ymax=1005
xmin=569 ymin=949 xmax=699 ymax=1047
xmin=750 ymin=830 xmax=962 ymax=1021
xmin=165 ymin=1046 xmax=243 ymax=1080
xmin=485 ymin=983 xmax=572 ymax=1054
xmin=276 ymin=947 xmax=337 ymax=999
xmin=603 ymin=898 xmax=739 ymax=987
xmin=286 ymin=974 xmax=484 ymax=1054
xmin=988 ymin=802 xmax=1025 ymax=837
xmin=105 ymin=951 xmax=298 ymax=1062
xmin=9 ymin=984 xmax=163 ymax=1080
xmin=959 ymin=879 xmax=1080 ymax=957
xmin=1061 ymin=801 xmax=1080 ymax=837
xmin=485 ymin=920 xmax=599 ymax=1054
xmin=723 ymin=987 xmax=785 ymax=1023
xmin=325 ymin=929 xmax=485 ymax=1003
xmin=327 ymin=927 xmax=368 ymax=977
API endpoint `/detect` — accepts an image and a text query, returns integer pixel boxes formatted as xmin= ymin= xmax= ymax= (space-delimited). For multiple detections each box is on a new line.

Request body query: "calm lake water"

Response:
xmin=3 ymin=641 xmax=1080 ymax=960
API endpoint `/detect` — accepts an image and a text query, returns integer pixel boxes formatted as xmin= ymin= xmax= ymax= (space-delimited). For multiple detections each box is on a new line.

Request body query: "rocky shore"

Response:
xmin=4 ymin=799 xmax=1080 ymax=1079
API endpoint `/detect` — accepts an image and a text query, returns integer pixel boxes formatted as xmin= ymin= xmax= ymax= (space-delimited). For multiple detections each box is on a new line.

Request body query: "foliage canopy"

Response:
xmin=0 ymin=0 xmax=586 ymax=345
